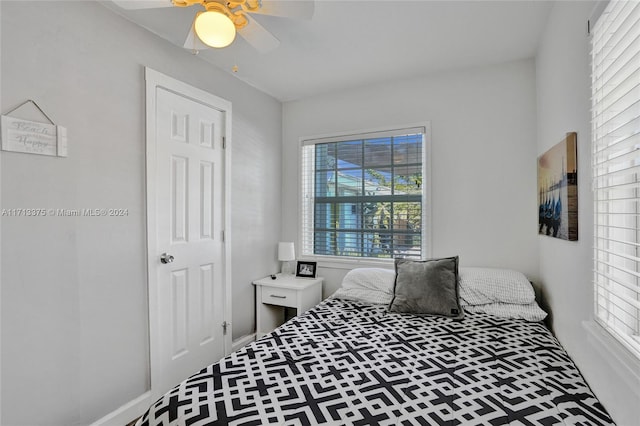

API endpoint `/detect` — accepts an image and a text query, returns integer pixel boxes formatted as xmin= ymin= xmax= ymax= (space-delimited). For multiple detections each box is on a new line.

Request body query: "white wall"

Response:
xmin=536 ymin=2 xmax=640 ymax=425
xmin=0 ymin=2 xmax=281 ymax=425
xmin=282 ymin=59 xmax=539 ymax=296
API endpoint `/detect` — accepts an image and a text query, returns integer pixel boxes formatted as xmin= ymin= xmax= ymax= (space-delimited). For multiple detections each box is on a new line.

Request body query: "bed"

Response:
xmin=136 ymin=263 xmax=614 ymax=425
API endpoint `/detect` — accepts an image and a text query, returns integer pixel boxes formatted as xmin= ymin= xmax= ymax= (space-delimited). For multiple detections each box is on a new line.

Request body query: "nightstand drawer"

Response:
xmin=253 ymin=275 xmax=323 ymax=338
xmin=261 ymin=287 xmax=297 ymax=308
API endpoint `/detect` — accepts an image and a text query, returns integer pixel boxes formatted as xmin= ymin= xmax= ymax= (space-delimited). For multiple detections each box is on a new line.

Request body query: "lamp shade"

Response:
xmin=194 ymin=10 xmax=236 ymax=48
xmin=277 ymin=242 xmax=295 ymax=261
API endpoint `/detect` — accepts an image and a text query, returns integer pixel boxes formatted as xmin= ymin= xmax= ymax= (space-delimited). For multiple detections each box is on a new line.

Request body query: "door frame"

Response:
xmin=144 ymin=67 xmax=233 ymax=401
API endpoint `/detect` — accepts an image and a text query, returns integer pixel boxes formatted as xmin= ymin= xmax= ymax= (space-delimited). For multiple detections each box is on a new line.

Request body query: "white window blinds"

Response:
xmin=300 ymin=127 xmax=428 ymax=260
xmin=591 ymin=0 xmax=640 ymax=358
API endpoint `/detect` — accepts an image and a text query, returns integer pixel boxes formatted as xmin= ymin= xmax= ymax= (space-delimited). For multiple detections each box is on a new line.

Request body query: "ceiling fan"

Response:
xmin=112 ymin=0 xmax=315 ymax=53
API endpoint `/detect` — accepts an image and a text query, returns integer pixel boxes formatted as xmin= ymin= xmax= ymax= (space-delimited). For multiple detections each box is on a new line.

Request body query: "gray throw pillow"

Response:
xmin=388 ymin=257 xmax=464 ymax=319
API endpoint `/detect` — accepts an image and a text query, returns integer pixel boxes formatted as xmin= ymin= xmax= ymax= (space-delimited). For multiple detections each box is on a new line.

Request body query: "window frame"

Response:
xmin=298 ymin=123 xmax=432 ymax=266
xmin=590 ymin=0 xmax=640 ymax=360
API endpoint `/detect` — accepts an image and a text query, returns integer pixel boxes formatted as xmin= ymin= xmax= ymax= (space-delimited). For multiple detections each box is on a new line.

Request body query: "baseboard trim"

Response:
xmin=232 ymin=333 xmax=256 ymax=352
xmin=90 ymin=391 xmax=152 ymax=426
xmin=91 ymin=335 xmax=255 ymax=426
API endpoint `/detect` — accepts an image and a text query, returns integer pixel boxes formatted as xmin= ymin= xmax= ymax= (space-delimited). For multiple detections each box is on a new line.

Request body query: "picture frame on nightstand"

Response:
xmin=296 ymin=261 xmax=317 ymax=278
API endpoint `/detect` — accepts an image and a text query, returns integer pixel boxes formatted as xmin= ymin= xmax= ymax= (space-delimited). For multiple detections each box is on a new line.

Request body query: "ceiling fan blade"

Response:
xmin=111 ymin=0 xmax=174 ymax=10
xmin=238 ymin=15 xmax=280 ymax=53
xmin=248 ymin=1 xmax=314 ymax=19
xmin=183 ymin=25 xmax=211 ymax=51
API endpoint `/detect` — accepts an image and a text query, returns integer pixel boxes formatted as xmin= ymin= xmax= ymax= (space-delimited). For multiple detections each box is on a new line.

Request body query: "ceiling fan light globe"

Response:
xmin=194 ymin=11 xmax=236 ymax=48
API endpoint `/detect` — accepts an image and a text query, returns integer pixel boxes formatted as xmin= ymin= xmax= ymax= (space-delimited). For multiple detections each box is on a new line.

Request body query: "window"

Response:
xmin=301 ymin=126 xmax=428 ymax=260
xmin=591 ymin=0 xmax=640 ymax=358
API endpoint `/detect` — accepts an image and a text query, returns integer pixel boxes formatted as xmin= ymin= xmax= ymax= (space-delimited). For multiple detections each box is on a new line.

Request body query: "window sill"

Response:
xmin=298 ymin=255 xmax=394 ymax=271
xmin=582 ymin=320 xmax=640 ymax=397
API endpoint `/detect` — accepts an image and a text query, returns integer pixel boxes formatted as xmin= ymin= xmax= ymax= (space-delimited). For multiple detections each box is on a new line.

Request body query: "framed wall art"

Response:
xmin=537 ymin=132 xmax=578 ymax=241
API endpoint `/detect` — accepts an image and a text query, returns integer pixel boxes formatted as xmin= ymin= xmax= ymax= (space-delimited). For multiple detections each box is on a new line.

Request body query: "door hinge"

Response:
xmin=222 ymin=136 xmax=226 ymax=149
xmin=222 ymin=321 xmax=230 ymax=335
xmin=221 ymin=230 xmax=225 ymax=242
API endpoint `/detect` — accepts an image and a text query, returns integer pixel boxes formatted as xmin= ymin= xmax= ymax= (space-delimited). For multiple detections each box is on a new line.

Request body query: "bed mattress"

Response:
xmin=137 ymin=298 xmax=613 ymax=425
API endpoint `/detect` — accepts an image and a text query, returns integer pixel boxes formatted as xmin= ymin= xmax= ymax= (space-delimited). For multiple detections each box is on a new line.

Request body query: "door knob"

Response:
xmin=160 ymin=253 xmax=174 ymax=264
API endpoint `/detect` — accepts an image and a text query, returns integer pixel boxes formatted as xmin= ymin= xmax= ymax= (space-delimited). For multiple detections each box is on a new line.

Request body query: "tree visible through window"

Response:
xmin=301 ymin=127 xmax=427 ymax=259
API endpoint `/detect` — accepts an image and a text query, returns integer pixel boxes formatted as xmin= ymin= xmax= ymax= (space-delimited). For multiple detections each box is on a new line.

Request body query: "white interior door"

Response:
xmin=147 ymin=70 xmax=231 ymax=397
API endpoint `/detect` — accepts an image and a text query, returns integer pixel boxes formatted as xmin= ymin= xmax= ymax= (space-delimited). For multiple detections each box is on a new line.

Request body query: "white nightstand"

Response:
xmin=252 ymin=274 xmax=323 ymax=338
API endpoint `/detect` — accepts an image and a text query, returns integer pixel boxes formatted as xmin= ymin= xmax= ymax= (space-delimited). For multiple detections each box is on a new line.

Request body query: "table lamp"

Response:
xmin=278 ymin=242 xmax=295 ymax=275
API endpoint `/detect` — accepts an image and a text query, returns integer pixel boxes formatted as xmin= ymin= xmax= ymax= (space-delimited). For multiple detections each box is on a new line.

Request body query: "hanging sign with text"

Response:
xmin=1 ymin=116 xmax=67 ymax=157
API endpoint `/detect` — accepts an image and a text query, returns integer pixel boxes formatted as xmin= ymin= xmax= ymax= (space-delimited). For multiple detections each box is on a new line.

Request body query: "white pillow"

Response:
xmin=332 ymin=268 xmax=395 ymax=305
xmin=464 ymin=302 xmax=547 ymax=322
xmin=459 ymin=267 xmax=535 ymax=306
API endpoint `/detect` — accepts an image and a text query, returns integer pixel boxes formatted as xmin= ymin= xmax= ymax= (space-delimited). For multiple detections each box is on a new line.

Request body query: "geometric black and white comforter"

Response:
xmin=137 ymin=298 xmax=614 ymax=425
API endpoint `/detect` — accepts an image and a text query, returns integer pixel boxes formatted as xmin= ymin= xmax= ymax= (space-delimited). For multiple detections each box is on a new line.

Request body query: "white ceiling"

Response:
xmin=103 ymin=0 xmax=554 ymax=102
